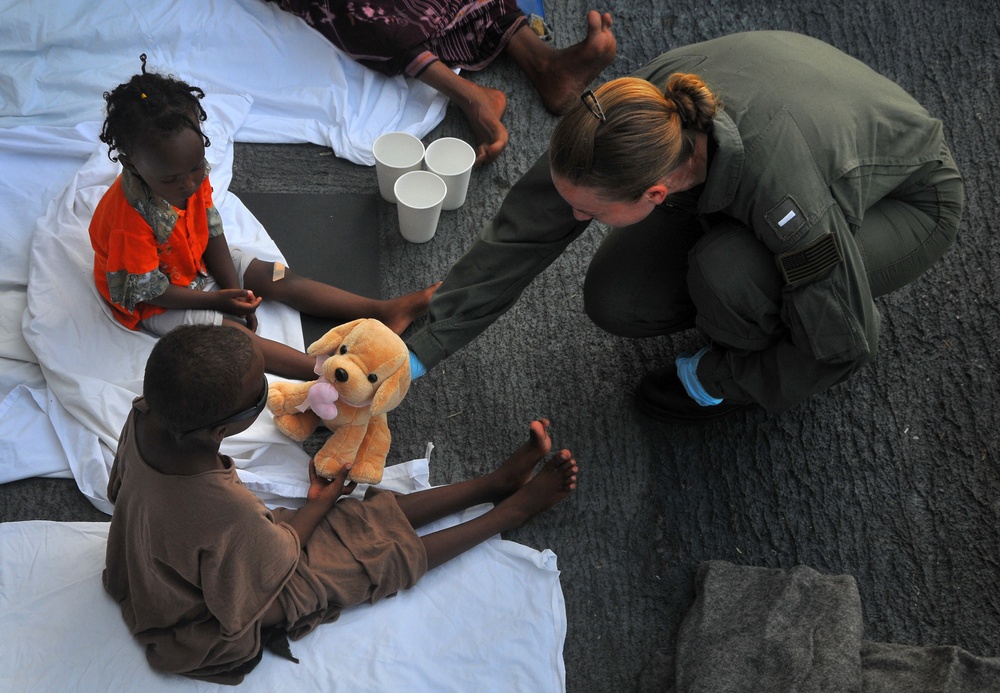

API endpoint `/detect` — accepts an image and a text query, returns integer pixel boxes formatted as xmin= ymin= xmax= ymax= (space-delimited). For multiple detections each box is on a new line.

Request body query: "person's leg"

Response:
xmin=418 ymin=448 xmax=577 ymax=571
xmin=685 ymin=221 xmax=785 ymax=353
xmin=633 ymin=220 xmax=773 ymax=423
xmin=650 ymin=219 xmax=878 ymax=418
xmin=221 ymin=317 xmax=316 ymax=380
xmin=504 ymin=10 xmax=617 ymax=115
xmin=138 ymin=271 xmax=318 ymax=380
xmin=418 ymin=61 xmax=509 ymax=167
xmin=855 ymin=156 xmax=963 ymax=297
xmin=396 ymin=419 xmax=577 ymax=570
xmin=392 ymin=418 xmax=577 ymax=570
xmin=242 ymin=260 xmax=440 ymax=336
xmin=263 ymin=440 xmax=577 ymax=628
xmin=584 ymin=199 xmax=704 ymax=338
xmin=394 ymin=419 xmax=552 ymax=527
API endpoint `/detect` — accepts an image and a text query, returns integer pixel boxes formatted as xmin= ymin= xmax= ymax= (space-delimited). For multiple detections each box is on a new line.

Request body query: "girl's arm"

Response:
xmin=200 ymin=233 xmax=258 ymax=330
xmin=146 ymin=283 xmax=262 ymax=315
xmin=202 ymin=233 xmax=241 ymax=290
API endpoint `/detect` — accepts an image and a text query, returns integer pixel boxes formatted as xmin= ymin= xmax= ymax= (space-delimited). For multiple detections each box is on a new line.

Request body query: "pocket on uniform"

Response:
xmin=783 ymin=277 xmax=872 ymax=363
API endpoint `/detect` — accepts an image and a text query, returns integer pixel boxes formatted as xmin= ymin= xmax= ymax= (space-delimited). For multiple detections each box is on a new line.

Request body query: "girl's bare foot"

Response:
xmin=379 ymin=281 xmax=442 ymax=334
xmin=489 ymin=418 xmax=553 ymax=500
xmin=496 ymin=450 xmax=578 ymax=529
xmin=509 ymin=10 xmax=617 ymax=115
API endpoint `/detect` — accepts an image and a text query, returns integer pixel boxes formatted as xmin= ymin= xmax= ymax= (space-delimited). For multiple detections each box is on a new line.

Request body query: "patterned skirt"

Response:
xmin=268 ymin=0 xmax=526 ymax=77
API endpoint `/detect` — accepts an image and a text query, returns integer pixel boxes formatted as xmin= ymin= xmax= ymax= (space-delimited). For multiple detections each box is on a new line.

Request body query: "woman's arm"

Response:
xmin=406 ymin=152 xmax=590 ymax=369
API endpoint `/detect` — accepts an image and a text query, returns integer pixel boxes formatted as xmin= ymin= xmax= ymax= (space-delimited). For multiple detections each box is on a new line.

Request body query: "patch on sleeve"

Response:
xmin=777 ymin=232 xmax=844 ymax=286
xmin=765 ymin=195 xmax=807 ymax=241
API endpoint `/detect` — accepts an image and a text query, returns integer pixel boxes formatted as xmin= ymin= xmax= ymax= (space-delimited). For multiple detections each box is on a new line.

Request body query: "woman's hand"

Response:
xmin=308 ymin=460 xmax=357 ymax=502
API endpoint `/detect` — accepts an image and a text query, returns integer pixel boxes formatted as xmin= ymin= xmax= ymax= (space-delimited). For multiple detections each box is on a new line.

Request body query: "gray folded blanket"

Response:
xmin=673 ymin=561 xmax=1000 ymax=692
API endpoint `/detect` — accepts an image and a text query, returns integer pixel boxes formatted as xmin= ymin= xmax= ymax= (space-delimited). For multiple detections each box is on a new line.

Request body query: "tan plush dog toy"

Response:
xmin=266 ymin=318 xmax=411 ymax=485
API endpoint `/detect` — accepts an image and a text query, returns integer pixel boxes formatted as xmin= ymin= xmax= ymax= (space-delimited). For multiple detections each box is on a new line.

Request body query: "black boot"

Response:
xmin=635 ymin=364 xmax=751 ymax=423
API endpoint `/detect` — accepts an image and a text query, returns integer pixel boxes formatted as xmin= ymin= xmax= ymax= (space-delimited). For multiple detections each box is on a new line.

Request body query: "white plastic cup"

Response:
xmin=372 ymin=132 xmax=425 ymax=203
xmin=424 ymin=137 xmax=476 ymax=210
xmin=394 ymin=171 xmax=447 ymax=243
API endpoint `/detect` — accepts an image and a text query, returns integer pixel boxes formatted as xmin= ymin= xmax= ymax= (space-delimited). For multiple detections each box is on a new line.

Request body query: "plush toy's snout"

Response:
xmin=329 ymin=366 xmax=374 ymax=385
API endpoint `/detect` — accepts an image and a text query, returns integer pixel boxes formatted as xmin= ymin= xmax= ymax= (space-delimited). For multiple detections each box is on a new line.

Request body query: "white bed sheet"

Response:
xmin=0 ymin=460 xmax=568 ymax=692
xmin=0 ymin=0 xmax=447 ymax=164
xmin=0 ymin=0 xmax=449 ymax=496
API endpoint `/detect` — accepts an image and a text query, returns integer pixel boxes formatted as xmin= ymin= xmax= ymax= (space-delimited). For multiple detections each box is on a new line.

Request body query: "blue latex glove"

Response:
xmin=408 ymin=350 xmax=427 ymax=380
xmin=676 ymin=346 xmax=723 ymax=406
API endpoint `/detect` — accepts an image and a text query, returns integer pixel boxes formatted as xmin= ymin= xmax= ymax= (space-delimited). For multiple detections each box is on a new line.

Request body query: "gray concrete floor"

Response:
xmin=3 ymin=2 xmax=1000 ymax=691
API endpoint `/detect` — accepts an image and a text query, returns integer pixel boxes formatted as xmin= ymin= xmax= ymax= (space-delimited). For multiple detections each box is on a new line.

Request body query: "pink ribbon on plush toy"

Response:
xmin=295 ymin=354 xmax=339 ymax=420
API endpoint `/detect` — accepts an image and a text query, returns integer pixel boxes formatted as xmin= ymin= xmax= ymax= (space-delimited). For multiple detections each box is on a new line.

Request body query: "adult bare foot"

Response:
xmin=417 ymin=62 xmax=509 ymax=166
xmin=379 ymin=280 xmax=442 ymax=334
xmin=458 ymin=82 xmax=509 ymax=166
xmin=496 ymin=450 xmax=578 ymax=529
xmin=509 ymin=10 xmax=617 ymax=115
xmin=541 ymin=11 xmax=617 ymax=114
xmin=489 ymin=418 xmax=554 ymax=500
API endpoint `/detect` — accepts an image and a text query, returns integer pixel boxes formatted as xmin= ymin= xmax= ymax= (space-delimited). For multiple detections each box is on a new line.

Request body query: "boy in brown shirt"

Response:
xmin=104 ymin=324 xmax=578 ymax=683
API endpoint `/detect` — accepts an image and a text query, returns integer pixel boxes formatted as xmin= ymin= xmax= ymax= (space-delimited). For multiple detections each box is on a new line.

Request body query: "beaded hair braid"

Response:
xmin=100 ymin=54 xmax=211 ymax=163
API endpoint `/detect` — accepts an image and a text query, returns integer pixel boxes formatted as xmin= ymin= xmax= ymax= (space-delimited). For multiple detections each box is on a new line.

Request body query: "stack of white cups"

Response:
xmin=372 ymin=133 xmax=476 ymax=243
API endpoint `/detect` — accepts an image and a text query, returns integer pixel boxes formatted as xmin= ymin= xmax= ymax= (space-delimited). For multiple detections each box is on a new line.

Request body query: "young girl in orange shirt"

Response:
xmin=90 ymin=56 xmax=438 ymax=379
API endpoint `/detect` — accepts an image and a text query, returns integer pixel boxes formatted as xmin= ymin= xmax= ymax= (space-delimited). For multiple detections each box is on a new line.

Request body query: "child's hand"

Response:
xmin=307 ymin=460 xmax=357 ymax=502
xmin=215 ymin=288 xmax=261 ymax=314
xmin=215 ymin=289 xmax=261 ymax=331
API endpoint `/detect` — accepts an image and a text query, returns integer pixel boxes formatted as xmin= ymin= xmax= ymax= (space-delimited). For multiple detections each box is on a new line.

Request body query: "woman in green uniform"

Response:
xmin=405 ymin=31 xmax=964 ymax=422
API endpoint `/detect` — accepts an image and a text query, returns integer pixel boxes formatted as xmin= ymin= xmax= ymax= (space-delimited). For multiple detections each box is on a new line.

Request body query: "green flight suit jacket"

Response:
xmin=406 ymin=31 xmax=955 ymax=412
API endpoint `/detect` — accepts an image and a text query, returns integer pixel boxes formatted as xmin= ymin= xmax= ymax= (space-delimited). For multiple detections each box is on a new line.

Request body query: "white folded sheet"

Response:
xmin=0 ymin=0 xmax=447 ymax=164
xmin=0 ymin=461 xmax=568 ymax=692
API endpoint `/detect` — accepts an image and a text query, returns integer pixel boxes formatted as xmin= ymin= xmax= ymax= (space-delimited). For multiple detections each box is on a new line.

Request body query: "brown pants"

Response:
xmin=272 ymin=488 xmax=428 ymax=640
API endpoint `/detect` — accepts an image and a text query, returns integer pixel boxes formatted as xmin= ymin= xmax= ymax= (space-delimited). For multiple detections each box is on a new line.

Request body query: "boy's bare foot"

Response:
xmin=489 ymin=418 xmax=553 ymax=500
xmin=457 ymin=82 xmax=509 ymax=167
xmin=496 ymin=450 xmax=578 ymax=529
xmin=510 ymin=10 xmax=617 ymax=116
xmin=380 ymin=281 xmax=442 ymax=335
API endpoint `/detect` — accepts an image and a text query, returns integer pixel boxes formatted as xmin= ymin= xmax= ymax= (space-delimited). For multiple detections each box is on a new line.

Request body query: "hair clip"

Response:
xmin=581 ymin=90 xmax=606 ymax=122
xmin=668 ymin=93 xmax=688 ymax=127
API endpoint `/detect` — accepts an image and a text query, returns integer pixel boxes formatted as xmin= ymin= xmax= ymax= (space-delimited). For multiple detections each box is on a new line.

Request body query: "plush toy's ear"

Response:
xmin=307 ymin=319 xmax=366 ymax=356
xmin=370 ymin=353 xmax=411 ymax=416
